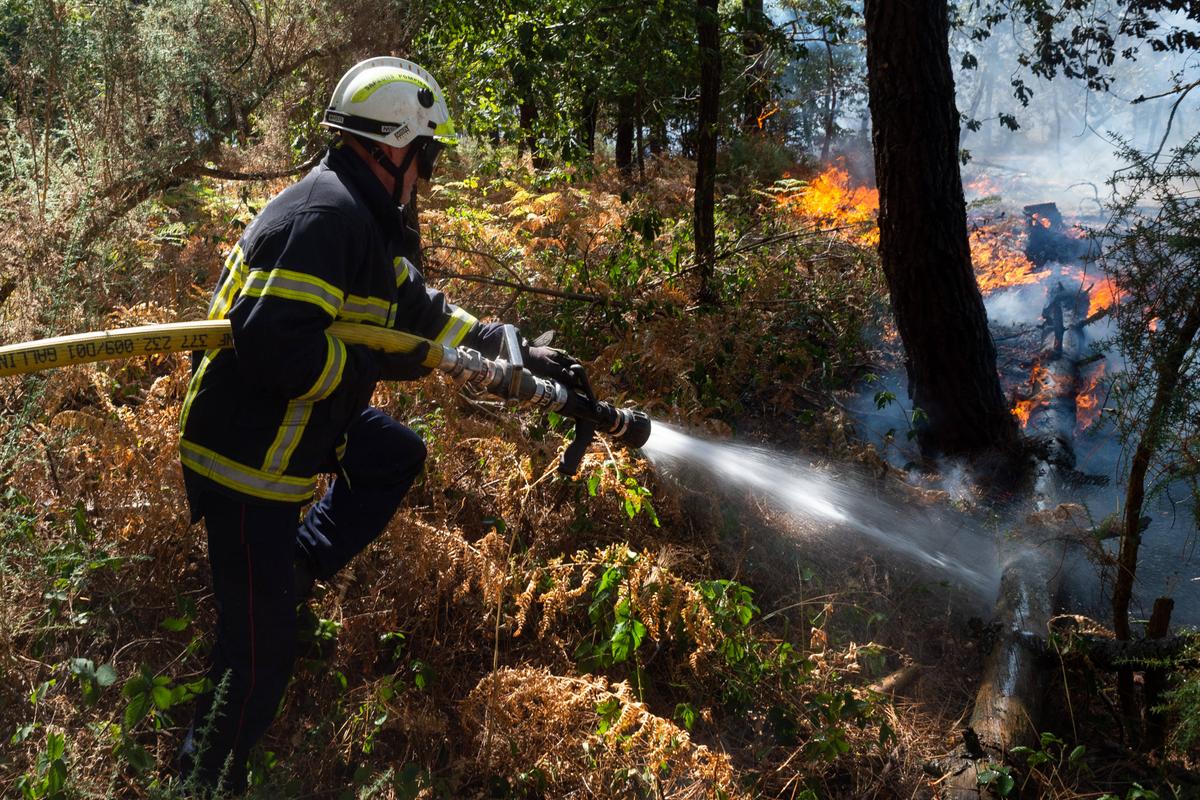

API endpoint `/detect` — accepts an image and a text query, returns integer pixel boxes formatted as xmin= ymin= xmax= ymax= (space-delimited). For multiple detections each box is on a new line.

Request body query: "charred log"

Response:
xmin=1023 ymin=202 xmax=1093 ymax=266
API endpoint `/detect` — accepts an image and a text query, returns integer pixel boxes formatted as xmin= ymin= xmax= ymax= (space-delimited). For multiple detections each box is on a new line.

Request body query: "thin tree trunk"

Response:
xmin=1113 ymin=294 xmax=1200 ymax=734
xmin=579 ymin=92 xmax=599 ymax=156
xmin=649 ymin=119 xmax=667 ymax=156
xmin=615 ymin=94 xmax=635 ymax=175
xmin=863 ymin=0 xmax=1020 ymax=459
xmin=695 ymin=0 xmax=721 ymax=305
xmin=820 ymin=36 xmax=838 ymax=161
xmin=741 ymin=0 xmax=767 ymax=132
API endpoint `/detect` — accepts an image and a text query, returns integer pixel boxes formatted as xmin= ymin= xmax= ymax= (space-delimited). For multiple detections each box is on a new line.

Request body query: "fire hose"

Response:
xmin=0 ymin=320 xmax=651 ymax=476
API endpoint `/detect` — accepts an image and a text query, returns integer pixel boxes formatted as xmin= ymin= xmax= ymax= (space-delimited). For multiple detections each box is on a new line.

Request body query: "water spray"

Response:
xmin=642 ymin=423 xmax=1000 ymax=596
xmin=0 ymin=320 xmax=650 ymax=476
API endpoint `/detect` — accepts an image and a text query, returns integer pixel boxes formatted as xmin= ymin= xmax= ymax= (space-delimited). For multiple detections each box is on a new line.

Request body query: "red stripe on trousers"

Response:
xmin=231 ymin=503 xmax=256 ymax=757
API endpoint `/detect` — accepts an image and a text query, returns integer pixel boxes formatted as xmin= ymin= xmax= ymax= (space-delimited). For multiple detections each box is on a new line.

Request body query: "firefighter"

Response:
xmin=175 ymin=57 xmax=583 ymax=794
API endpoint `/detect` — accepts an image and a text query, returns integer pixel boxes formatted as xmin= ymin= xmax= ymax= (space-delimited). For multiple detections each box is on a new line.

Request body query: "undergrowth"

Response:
xmin=0 ymin=147 xmax=1022 ymax=798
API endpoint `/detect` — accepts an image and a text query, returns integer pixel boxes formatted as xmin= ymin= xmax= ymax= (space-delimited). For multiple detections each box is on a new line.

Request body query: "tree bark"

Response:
xmin=863 ymin=0 xmax=1019 ymax=459
xmin=615 ymin=94 xmax=635 ymax=175
xmin=741 ymin=0 xmax=768 ymax=132
xmin=820 ymin=36 xmax=838 ymax=162
xmin=695 ymin=0 xmax=721 ymax=306
xmin=579 ymin=91 xmax=599 ymax=156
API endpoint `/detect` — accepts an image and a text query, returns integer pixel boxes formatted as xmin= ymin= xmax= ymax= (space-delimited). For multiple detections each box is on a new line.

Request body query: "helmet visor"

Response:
xmin=416 ymin=139 xmax=444 ymax=180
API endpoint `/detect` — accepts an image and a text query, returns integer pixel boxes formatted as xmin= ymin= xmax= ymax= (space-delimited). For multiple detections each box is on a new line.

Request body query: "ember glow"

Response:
xmin=774 ymin=165 xmax=880 ymax=247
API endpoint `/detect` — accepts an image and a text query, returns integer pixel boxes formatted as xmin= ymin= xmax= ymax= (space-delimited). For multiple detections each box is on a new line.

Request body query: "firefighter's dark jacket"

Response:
xmin=179 ymin=143 xmax=502 ymax=506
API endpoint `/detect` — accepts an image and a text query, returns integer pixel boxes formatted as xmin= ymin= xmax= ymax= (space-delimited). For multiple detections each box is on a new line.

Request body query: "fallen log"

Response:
xmin=942 ymin=506 xmax=1083 ymax=798
xmin=944 ymin=265 xmax=1099 ymax=796
xmin=868 ymin=663 xmax=925 ymax=696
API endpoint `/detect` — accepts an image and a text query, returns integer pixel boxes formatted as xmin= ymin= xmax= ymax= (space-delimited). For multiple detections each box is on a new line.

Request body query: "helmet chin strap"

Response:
xmin=357 ymin=135 xmax=420 ymax=206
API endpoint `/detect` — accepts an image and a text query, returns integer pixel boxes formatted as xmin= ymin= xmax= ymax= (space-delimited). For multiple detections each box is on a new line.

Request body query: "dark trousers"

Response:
xmin=181 ymin=408 xmax=426 ymax=793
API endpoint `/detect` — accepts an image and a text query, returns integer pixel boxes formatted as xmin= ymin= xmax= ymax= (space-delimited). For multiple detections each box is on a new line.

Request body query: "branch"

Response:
xmin=424 ymin=244 xmax=609 ymax=303
xmin=1132 ymin=77 xmax=1200 ymax=105
xmin=184 ymin=153 xmax=322 ymax=182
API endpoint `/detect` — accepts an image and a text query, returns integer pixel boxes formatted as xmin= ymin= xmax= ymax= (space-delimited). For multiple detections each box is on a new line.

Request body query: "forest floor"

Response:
xmin=0 ymin=146 xmax=1195 ymax=799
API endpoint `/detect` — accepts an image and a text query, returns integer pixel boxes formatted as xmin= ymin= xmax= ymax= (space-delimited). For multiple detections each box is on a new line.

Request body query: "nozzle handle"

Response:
xmin=559 ymin=421 xmax=596 ymax=476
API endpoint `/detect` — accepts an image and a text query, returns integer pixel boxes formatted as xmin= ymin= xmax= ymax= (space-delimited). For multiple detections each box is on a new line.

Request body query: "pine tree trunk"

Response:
xmin=863 ymin=0 xmax=1019 ymax=459
xmin=579 ymin=92 xmax=599 ymax=156
xmin=695 ymin=0 xmax=721 ymax=305
xmin=615 ymin=94 xmax=635 ymax=175
xmin=741 ymin=0 xmax=767 ymax=132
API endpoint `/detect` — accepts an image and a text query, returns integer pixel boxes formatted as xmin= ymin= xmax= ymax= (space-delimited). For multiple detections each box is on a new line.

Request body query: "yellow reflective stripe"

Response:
xmin=208 ymin=244 xmax=246 ymax=320
xmin=178 ymin=351 xmax=215 ymax=433
xmin=433 ymin=117 xmax=458 ymax=145
xmin=393 ymin=256 xmax=411 ymax=287
xmin=297 ymin=334 xmax=346 ymax=401
xmin=434 ymin=307 xmax=477 ymax=347
xmin=262 ymin=400 xmax=313 ymax=474
xmin=339 ymin=294 xmax=391 ymax=325
xmin=241 ymin=269 xmax=344 ymax=317
xmin=180 ymin=439 xmax=315 ymax=503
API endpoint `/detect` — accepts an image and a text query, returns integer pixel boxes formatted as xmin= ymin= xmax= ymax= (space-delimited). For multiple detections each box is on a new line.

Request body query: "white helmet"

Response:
xmin=321 ymin=57 xmax=457 ymax=150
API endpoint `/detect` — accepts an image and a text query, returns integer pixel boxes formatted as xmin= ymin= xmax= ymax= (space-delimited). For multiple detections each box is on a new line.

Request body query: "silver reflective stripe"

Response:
xmin=298 ymin=336 xmax=345 ymax=401
xmin=242 ymin=269 xmax=344 ymax=316
xmin=393 ymin=256 xmax=412 ymax=286
xmin=340 ymin=295 xmax=390 ymax=325
xmin=180 ymin=440 xmax=314 ymax=502
xmin=263 ymin=401 xmax=312 ymax=474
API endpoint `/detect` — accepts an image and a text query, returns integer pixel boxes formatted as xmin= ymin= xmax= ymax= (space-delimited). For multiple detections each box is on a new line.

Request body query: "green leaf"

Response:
xmin=673 ymin=703 xmax=697 ymax=731
xmin=45 ymin=731 xmax=65 ymax=761
xmin=587 ymin=470 xmax=601 ymax=497
xmin=160 ymin=616 xmax=190 ymax=632
xmin=123 ymin=693 xmax=152 ymax=731
xmin=118 ymin=738 xmax=154 ymax=774
xmin=1068 ymin=744 xmax=1086 ymax=763
xmin=151 ymin=685 xmax=173 ymax=710
xmin=94 ymin=664 xmax=117 ymax=688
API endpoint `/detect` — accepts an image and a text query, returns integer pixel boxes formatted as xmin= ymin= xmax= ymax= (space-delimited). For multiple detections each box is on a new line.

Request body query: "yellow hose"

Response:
xmin=0 ymin=320 xmax=441 ymax=379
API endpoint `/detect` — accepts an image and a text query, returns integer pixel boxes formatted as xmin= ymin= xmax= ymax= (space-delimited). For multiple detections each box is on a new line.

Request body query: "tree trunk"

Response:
xmin=863 ymin=0 xmax=1019 ymax=459
xmin=741 ymin=0 xmax=768 ymax=132
xmin=1112 ymin=294 xmax=1200 ymax=733
xmin=615 ymin=94 xmax=635 ymax=175
xmin=695 ymin=0 xmax=721 ymax=306
xmin=820 ymin=37 xmax=838 ymax=162
xmin=579 ymin=92 xmax=599 ymax=156
xmin=649 ymin=119 xmax=667 ymax=156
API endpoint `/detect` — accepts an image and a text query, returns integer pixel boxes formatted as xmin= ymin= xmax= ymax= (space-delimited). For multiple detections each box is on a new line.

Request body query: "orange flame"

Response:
xmin=775 ymin=165 xmax=880 ymax=247
xmin=1075 ymin=363 xmax=1106 ymax=430
xmin=1059 ymin=265 xmax=1122 ymax=316
xmin=1012 ymin=361 xmax=1047 ymax=427
xmin=970 ymin=226 xmax=1041 ymax=293
xmin=965 ymin=174 xmax=1002 ymax=197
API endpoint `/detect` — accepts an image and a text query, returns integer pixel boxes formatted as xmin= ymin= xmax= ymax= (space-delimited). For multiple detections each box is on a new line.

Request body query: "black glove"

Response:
xmin=523 ymin=333 xmax=593 ymax=399
xmin=375 ymin=341 xmax=432 ymax=381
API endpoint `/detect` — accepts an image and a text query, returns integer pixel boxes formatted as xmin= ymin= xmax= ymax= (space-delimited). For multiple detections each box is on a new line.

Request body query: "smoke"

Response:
xmin=952 ymin=12 xmax=1200 ymax=209
xmin=984 ymin=284 xmax=1048 ymax=327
